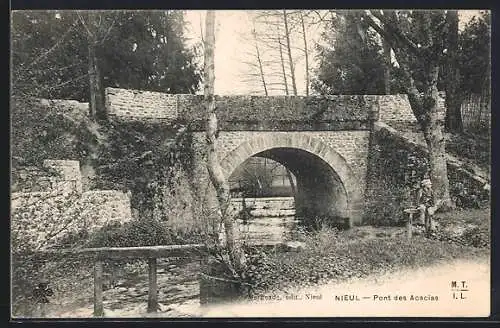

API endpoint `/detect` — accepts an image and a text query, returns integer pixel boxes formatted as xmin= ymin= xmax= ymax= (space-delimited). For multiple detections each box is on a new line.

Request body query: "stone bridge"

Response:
xmin=105 ymin=88 xmax=425 ymax=226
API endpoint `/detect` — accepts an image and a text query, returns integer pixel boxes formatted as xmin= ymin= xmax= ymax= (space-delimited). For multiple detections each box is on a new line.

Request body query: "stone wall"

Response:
xmin=38 ymin=98 xmax=89 ymax=122
xmin=106 ymin=87 xmax=447 ymax=133
xmin=378 ymin=94 xmax=418 ymax=124
xmin=43 ymin=160 xmax=83 ymax=194
xmin=229 ymin=197 xmax=295 ymax=217
xmin=211 ymin=131 xmax=371 ymax=186
xmin=104 ymin=87 xmax=456 ymax=228
xmin=105 ymin=87 xmax=379 ymax=127
xmin=11 ymin=160 xmax=133 ymax=250
xmin=79 ymin=190 xmax=133 ymax=226
xmin=190 ymin=131 xmax=369 ymax=225
xmin=376 ymin=93 xmax=446 ymax=131
xmin=12 ymin=160 xmax=82 ymax=194
xmin=11 ymin=166 xmax=54 ymax=193
xmin=364 ymin=121 xmax=489 ymax=225
xmin=106 ymin=88 xmax=178 ymax=122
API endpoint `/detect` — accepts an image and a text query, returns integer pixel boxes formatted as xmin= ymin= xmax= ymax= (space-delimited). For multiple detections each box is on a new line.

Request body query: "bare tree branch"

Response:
xmin=77 ymin=12 xmax=94 ymax=39
xmin=25 ymin=20 xmax=78 ymax=70
xmin=367 ymin=10 xmax=421 ymax=56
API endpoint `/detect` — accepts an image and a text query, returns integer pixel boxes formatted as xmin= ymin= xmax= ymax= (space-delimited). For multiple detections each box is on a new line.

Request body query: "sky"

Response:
xmin=184 ymin=10 xmax=321 ymax=96
xmin=184 ymin=10 xmax=483 ymax=96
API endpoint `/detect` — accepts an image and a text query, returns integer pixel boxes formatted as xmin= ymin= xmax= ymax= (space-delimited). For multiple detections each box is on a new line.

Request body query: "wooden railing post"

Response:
xmin=39 ymin=244 xmax=206 ymax=316
xmin=147 ymin=257 xmax=158 ymax=313
xmin=406 ymin=212 xmax=413 ymax=240
xmin=93 ymin=259 xmax=104 ymax=317
xmin=199 ymin=254 xmax=210 ymax=305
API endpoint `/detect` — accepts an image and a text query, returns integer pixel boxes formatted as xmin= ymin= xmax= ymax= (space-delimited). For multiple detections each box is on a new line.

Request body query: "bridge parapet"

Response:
xmin=105 ymin=87 xmax=436 ymax=132
xmin=106 ymin=87 xmax=381 ymax=130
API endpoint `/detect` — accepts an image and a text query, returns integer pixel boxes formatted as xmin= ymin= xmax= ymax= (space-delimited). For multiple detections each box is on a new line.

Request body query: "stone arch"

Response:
xmin=219 ymin=134 xmax=364 ymax=224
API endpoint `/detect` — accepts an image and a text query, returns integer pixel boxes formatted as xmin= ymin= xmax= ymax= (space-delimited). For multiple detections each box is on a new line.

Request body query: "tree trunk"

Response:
xmin=283 ymin=10 xmax=297 ymax=96
xmin=444 ymin=10 xmax=463 ymax=132
xmin=444 ymin=85 xmax=463 ymax=132
xmin=382 ymin=38 xmax=391 ymax=94
xmin=276 ymin=26 xmax=289 ymax=95
xmin=84 ymin=11 xmax=106 ymax=122
xmin=252 ymin=27 xmax=268 ymax=96
xmin=204 ymin=11 xmax=244 ymax=269
xmin=300 ymin=12 xmax=309 ymax=96
xmin=280 ymin=13 xmax=298 ymax=195
xmin=421 ymin=64 xmax=453 ymax=210
xmin=87 ymin=41 xmax=105 ymax=121
xmin=364 ymin=10 xmax=453 ymax=211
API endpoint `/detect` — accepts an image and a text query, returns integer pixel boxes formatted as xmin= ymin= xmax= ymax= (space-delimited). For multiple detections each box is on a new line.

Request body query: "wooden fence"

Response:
xmin=41 ymin=244 xmax=207 ymax=317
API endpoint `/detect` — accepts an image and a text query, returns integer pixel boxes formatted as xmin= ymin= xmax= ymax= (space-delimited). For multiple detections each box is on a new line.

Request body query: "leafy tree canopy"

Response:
xmin=312 ymin=11 xmax=390 ymax=95
xmin=11 ymin=10 xmax=202 ymax=100
xmin=313 ymin=10 xmax=490 ymax=99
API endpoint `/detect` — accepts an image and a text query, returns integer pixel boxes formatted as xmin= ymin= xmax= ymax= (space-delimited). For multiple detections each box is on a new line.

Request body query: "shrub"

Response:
xmin=84 ymin=216 xmax=202 ymax=248
xmin=461 ymin=227 xmax=490 ymax=248
xmin=11 ymin=96 xmax=99 ymax=170
xmin=11 ymin=253 xmax=46 ymax=317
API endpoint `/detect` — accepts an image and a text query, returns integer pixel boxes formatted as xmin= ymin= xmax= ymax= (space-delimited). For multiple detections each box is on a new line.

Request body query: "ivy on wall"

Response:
xmin=364 ymin=131 xmax=429 ymax=226
xmin=365 ymin=127 xmax=489 ymax=226
xmin=11 ymin=96 xmax=197 ymax=222
xmin=11 ymin=97 xmax=97 ymax=170
xmin=93 ymin=120 xmax=195 ymax=218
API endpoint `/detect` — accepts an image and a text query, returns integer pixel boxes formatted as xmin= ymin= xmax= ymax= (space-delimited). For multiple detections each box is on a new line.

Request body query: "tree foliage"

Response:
xmin=351 ymin=10 xmax=453 ymax=207
xmin=10 ymin=97 xmax=98 ymax=168
xmin=100 ymin=10 xmax=202 ymax=94
xmin=11 ymin=11 xmax=88 ymax=100
xmin=11 ymin=10 xmax=202 ymax=100
xmin=314 ymin=11 xmax=491 ymax=117
xmin=313 ymin=11 xmax=389 ymax=95
xmin=458 ymin=11 xmax=490 ymax=97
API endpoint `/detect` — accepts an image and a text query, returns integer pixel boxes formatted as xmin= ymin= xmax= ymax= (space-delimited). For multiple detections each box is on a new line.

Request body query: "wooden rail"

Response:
xmin=41 ymin=244 xmax=207 ymax=317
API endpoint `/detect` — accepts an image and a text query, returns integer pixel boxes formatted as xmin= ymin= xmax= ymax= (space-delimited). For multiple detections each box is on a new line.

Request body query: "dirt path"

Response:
xmin=202 ymin=257 xmax=490 ymax=318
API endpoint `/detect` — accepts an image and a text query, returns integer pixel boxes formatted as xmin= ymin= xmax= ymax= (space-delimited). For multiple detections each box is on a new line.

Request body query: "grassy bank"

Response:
xmin=12 ymin=208 xmax=490 ymax=317
xmin=242 ymin=213 xmax=489 ymax=296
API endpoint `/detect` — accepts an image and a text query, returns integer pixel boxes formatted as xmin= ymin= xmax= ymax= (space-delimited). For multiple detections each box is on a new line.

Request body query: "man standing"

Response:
xmin=416 ymin=179 xmax=438 ymax=232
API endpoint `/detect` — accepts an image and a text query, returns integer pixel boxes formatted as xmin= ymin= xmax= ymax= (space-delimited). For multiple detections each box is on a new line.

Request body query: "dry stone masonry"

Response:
xmin=105 ymin=87 xmax=427 ymax=226
xmin=229 ymin=197 xmax=295 ymax=217
xmin=106 ymin=88 xmax=178 ymax=122
xmin=13 ymin=160 xmax=82 ymax=194
xmin=12 ymin=88 xmax=466 ymax=250
xmin=11 ymin=160 xmax=132 ymax=250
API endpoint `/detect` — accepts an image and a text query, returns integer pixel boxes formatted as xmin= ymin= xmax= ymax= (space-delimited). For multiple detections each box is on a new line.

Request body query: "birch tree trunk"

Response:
xmin=203 ymin=10 xmax=244 ymax=269
xmin=87 ymin=41 xmax=105 ymax=121
xmin=382 ymin=38 xmax=391 ymax=95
